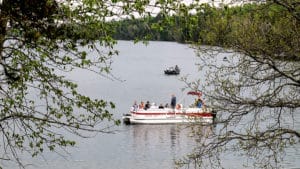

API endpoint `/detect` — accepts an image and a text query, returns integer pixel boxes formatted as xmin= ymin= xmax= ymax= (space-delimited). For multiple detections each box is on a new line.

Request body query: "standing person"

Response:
xmin=170 ymin=94 xmax=176 ymax=109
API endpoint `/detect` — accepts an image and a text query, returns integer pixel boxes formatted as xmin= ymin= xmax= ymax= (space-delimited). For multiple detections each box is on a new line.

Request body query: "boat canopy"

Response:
xmin=187 ymin=91 xmax=202 ymax=97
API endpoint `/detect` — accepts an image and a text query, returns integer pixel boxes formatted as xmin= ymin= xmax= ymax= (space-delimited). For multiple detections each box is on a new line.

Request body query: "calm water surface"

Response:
xmin=5 ymin=41 xmax=300 ymax=169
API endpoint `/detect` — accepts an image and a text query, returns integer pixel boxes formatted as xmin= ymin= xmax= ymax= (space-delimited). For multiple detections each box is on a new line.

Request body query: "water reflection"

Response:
xmin=4 ymin=41 xmax=299 ymax=169
xmin=170 ymin=125 xmax=177 ymax=148
xmin=127 ymin=124 xmax=215 ymax=168
xmin=131 ymin=124 xmax=214 ymax=146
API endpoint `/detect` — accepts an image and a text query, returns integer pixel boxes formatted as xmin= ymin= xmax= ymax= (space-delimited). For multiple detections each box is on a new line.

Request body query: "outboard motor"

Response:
xmin=122 ymin=113 xmax=131 ymax=125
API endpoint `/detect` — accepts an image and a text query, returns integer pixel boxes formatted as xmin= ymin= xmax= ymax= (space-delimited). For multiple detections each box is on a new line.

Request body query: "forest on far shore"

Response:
xmin=109 ymin=3 xmax=290 ymax=47
xmin=61 ymin=2 xmax=297 ymax=53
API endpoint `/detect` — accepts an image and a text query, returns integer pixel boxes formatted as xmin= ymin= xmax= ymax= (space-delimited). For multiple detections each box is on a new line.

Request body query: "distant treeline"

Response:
xmin=110 ymin=3 xmax=264 ymax=45
xmin=65 ymin=2 xmax=296 ymax=49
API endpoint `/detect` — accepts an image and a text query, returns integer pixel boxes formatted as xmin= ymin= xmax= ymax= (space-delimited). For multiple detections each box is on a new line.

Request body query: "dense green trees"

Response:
xmin=176 ymin=1 xmax=300 ymax=169
xmin=112 ymin=14 xmax=176 ymax=41
xmin=0 ymin=0 xmax=133 ymax=167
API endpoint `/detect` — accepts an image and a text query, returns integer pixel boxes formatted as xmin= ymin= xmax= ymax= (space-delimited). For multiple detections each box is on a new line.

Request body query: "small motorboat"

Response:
xmin=164 ymin=65 xmax=180 ymax=75
xmin=122 ymin=91 xmax=216 ymax=125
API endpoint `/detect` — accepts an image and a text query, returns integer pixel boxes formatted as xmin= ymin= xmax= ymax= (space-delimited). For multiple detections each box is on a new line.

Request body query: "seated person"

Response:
xmin=132 ymin=101 xmax=138 ymax=111
xmin=144 ymin=101 xmax=150 ymax=110
xmin=176 ymin=104 xmax=182 ymax=110
xmin=195 ymin=98 xmax=203 ymax=108
xmin=158 ymin=104 xmax=164 ymax=109
xmin=139 ymin=101 xmax=145 ymax=109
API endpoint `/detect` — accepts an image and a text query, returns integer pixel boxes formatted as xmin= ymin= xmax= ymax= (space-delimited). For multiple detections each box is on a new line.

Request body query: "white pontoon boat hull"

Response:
xmin=123 ymin=108 xmax=214 ymax=125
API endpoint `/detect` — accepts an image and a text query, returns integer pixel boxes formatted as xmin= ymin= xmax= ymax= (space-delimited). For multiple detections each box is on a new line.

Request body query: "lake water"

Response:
xmin=4 ymin=41 xmax=299 ymax=169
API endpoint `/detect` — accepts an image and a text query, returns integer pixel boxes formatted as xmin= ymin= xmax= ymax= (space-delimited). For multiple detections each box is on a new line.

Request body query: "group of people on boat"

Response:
xmin=131 ymin=93 xmax=205 ymax=112
xmin=132 ymin=101 xmax=168 ymax=111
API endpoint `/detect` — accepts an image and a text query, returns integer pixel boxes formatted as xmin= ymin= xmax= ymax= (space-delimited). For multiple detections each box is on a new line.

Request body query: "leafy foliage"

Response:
xmin=0 ymin=0 xmax=138 ymax=167
xmin=176 ymin=1 xmax=300 ymax=169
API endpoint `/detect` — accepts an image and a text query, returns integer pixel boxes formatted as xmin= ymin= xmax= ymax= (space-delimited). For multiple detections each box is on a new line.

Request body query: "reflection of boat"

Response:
xmin=164 ymin=65 xmax=180 ymax=75
xmin=129 ymin=124 xmax=215 ymax=167
xmin=123 ymin=91 xmax=215 ymax=125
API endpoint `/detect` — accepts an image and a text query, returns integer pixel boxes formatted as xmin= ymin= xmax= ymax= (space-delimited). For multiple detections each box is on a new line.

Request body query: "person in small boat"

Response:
xmin=171 ymin=94 xmax=176 ymax=109
xmin=139 ymin=101 xmax=145 ymax=109
xmin=175 ymin=65 xmax=179 ymax=71
xmin=145 ymin=101 xmax=150 ymax=110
